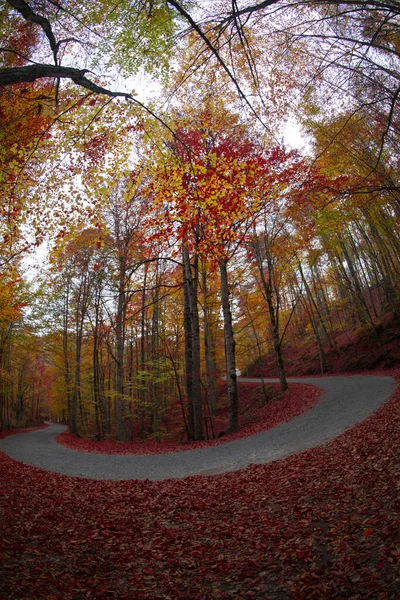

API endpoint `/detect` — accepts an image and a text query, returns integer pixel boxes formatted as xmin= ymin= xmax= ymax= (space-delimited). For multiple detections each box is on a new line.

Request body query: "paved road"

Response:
xmin=0 ymin=376 xmax=395 ymax=481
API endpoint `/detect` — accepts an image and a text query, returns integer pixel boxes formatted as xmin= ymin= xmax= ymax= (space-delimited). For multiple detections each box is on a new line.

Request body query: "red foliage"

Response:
xmin=0 ymin=371 xmax=399 ymax=599
xmin=56 ymin=382 xmax=321 ymax=454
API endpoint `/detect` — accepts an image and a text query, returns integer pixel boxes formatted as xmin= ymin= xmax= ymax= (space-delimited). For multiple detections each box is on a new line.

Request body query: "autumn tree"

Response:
xmin=0 ymin=265 xmax=51 ymax=429
xmin=102 ymin=176 xmax=154 ymax=441
xmin=306 ymin=112 xmax=400 ymax=320
xmin=149 ymin=102 xmax=271 ymax=433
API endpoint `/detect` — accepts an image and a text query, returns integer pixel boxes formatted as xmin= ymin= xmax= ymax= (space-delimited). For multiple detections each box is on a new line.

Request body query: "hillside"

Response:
xmin=245 ymin=316 xmax=400 ymax=378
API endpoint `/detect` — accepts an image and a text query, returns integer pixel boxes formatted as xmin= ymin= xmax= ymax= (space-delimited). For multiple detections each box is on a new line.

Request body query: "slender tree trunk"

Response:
xmin=99 ymin=342 xmax=109 ymax=435
xmin=93 ymin=288 xmax=103 ymax=440
xmin=63 ymin=283 xmax=77 ymax=434
xmin=182 ymin=243 xmax=203 ymax=440
xmin=219 ymin=258 xmax=239 ymax=433
xmin=151 ymin=260 xmax=161 ymax=439
xmin=338 ymin=236 xmax=376 ymax=329
xmin=201 ymin=262 xmax=218 ymax=415
xmin=268 ymin=300 xmax=288 ymax=392
xmin=299 ymin=263 xmax=333 ymax=348
xmin=138 ymin=264 xmax=148 ymax=441
xmin=115 ymin=264 xmax=127 ymax=441
xmin=72 ymin=280 xmax=89 ymax=436
xmin=253 ymin=243 xmax=288 ymax=392
xmin=71 ymin=321 xmax=83 ymax=436
xmin=183 ymin=266 xmax=195 ymax=440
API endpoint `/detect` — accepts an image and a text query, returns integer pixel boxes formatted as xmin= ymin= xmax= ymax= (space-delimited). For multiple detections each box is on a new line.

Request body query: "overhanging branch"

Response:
xmin=0 ymin=64 xmax=179 ymax=138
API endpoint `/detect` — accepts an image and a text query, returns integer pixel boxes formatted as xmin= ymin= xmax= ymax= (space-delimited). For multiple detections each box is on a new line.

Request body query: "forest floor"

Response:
xmin=0 ymin=369 xmax=399 ymax=599
xmin=246 ymin=315 xmax=400 ymax=377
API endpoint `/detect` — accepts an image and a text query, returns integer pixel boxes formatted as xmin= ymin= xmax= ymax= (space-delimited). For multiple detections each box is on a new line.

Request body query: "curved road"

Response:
xmin=0 ymin=375 xmax=395 ymax=481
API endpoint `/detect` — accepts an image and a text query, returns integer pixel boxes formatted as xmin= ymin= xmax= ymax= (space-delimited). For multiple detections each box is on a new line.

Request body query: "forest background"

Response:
xmin=1 ymin=0 xmax=399 ymax=443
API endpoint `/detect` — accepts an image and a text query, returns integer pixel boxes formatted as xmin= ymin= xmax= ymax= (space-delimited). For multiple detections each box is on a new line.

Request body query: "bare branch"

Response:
xmin=166 ymin=0 xmax=275 ymax=137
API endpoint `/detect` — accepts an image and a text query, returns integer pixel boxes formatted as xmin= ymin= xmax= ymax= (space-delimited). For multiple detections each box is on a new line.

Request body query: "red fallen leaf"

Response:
xmin=363 ymin=528 xmax=373 ymax=536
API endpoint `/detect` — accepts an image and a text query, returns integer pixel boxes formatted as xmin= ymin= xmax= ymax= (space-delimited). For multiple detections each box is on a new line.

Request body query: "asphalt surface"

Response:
xmin=0 ymin=375 xmax=395 ymax=481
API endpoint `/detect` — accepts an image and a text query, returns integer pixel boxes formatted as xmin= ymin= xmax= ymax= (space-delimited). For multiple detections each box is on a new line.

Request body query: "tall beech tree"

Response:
xmin=200 ymin=260 xmax=220 ymax=416
xmin=181 ymin=240 xmax=203 ymax=440
xmin=151 ymin=105 xmax=269 ymax=433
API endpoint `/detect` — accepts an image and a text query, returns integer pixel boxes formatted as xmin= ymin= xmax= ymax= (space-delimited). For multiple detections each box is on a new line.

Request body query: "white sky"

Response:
xmin=283 ymin=119 xmax=310 ymax=152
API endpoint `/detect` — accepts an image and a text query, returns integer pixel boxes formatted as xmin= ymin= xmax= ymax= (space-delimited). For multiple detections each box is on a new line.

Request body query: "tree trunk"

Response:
xmin=253 ymin=243 xmax=288 ymax=392
xmin=183 ymin=265 xmax=195 ymax=440
xmin=201 ymin=262 xmax=218 ymax=415
xmin=92 ymin=287 xmax=103 ymax=440
xmin=115 ymin=263 xmax=127 ymax=441
xmin=182 ymin=244 xmax=203 ymax=440
xmin=151 ymin=259 xmax=161 ymax=439
xmin=63 ymin=283 xmax=77 ymax=434
xmin=219 ymin=258 xmax=239 ymax=433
